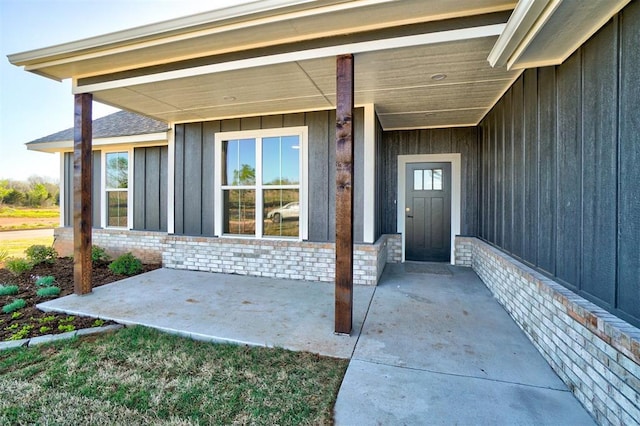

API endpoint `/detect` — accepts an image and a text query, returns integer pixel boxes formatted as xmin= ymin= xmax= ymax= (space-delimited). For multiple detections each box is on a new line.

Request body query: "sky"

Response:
xmin=0 ymin=0 xmax=255 ymax=181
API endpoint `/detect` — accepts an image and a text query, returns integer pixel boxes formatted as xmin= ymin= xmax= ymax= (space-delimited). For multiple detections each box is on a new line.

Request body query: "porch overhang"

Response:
xmin=9 ymin=0 xmax=521 ymax=130
xmin=488 ymin=0 xmax=631 ymax=70
xmin=8 ymin=0 xmax=627 ymax=130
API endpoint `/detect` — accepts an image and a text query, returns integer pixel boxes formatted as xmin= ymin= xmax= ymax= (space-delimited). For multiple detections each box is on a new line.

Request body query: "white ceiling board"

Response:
xmin=357 ymin=79 xmax=515 ymax=113
xmin=378 ymin=108 xmax=487 ymax=130
xmin=128 ymin=62 xmax=328 ymax=110
xmin=89 ymin=34 xmax=521 ymax=130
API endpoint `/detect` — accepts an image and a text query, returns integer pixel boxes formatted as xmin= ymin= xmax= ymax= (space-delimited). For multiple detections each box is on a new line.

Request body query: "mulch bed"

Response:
xmin=0 ymin=258 xmax=160 ymax=342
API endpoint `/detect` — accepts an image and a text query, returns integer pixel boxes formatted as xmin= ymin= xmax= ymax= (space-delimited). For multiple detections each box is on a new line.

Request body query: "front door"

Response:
xmin=405 ymin=162 xmax=451 ymax=262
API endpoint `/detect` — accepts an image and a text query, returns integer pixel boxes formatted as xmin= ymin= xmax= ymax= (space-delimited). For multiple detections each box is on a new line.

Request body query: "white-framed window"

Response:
xmin=214 ymin=127 xmax=308 ymax=240
xmin=102 ymin=149 xmax=133 ymax=229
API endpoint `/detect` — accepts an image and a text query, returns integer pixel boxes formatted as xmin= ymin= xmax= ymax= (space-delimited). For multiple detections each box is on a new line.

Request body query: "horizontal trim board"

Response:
xmin=27 ymin=132 xmax=168 ymax=153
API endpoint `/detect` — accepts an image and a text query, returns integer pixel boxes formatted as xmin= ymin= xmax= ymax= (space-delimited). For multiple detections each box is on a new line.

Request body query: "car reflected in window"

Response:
xmin=266 ymin=202 xmax=299 ymax=223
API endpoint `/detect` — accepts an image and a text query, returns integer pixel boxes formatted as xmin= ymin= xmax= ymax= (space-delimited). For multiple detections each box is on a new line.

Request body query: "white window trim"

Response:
xmin=214 ymin=126 xmax=308 ymax=240
xmin=397 ymin=154 xmax=461 ymax=265
xmin=101 ymin=148 xmax=134 ymax=229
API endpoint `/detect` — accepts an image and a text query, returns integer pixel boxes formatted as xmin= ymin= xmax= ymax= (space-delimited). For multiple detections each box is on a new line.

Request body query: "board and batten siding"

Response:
xmin=63 ymin=151 xmax=101 ymax=228
xmin=133 ymin=146 xmax=168 ymax=232
xmin=173 ymin=108 xmax=365 ymax=243
xmin=478 ymin=2 xmax=640 ymax=327
xmin=378 ymin=127 xmax=480 ymax=236
xmin=63 ymin=148 xmax=167 ymax=232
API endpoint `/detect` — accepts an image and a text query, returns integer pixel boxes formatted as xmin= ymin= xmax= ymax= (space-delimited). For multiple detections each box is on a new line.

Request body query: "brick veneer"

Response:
xmin=455 ymin=236 xmax=640 ymax=425
xmin=54 ymin=227 xmax=165 ymax=264
xmin=53 ymin=228 xmax=402 ymax=286
xmin=163 ymin=234 xmax=401 ymax=285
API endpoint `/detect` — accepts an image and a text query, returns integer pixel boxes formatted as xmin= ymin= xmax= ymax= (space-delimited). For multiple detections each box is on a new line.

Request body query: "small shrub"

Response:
xmin=92 ymin=319 xmax=105 ymax=327
xmin=25 ymin=245 xmax=57 ymax=265
xmin=4 ymin=258 xmax=33 ymax=276
xmin=35 ymin=275 xmax=55 ymax=287
xmin=92 ymin=245 xmax=110 ymax=263
xmin=39 ymin=326 xmax=52 ymax=334
xmin=39 ymin=315 xmax=56 ymax=324
xmin=11 ymin=311 xmax=22 ymax=320
xmin=2 ymin=299 xmax=26 ymax=314
xmin=9 ymin=325 xmax=33 ymax=340
xmin=59 ymin=316 xmax=75 ymax=324
xmin=0 ymin=284 xmax=19 ymax=296
xmin=109 ymin=252 xmax=143 ymax=276
xmin=36 ymin=286 xmax=61 ymax=297
xmin=58 ymin=324 xmax=75 ymax=333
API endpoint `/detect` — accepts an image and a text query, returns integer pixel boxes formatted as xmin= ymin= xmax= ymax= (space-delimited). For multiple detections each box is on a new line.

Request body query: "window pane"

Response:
xmin=263 ymin=189 xmax=299 ymax=237
xmin=106 ymin=152 xmax=128 ymax=189
xmin=223 ymin=189 xmax=255 ymax=235
xmin=107 ymin=191 xmax=128 ymax=227
xmin=223 ymin=139 xmax=255 ymax=186
xmin=413 ymin=170 xmax=423 ymax=190
xmin=424 ymin=170 xmax=433 ymax=190
xmin=263 ymin=136 xmax=300 ymax=185
xmin=433 ymin=169 xmax=443 ymax=190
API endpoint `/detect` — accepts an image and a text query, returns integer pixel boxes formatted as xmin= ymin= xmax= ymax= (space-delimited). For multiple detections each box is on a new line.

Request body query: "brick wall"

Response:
xmin=54 ymin=227 xmax=165 ymax=264
xmin=164 ymin=234 xmax=400 ymax=285
xmin=455 ymin=236 xmax=640 ymax=425
xmin=54 ymin=228 xmax=401 ymax=285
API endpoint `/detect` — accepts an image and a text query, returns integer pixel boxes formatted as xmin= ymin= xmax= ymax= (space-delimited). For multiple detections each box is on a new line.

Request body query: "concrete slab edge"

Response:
xmin=0 ymin=324 xmax=124 ymax=351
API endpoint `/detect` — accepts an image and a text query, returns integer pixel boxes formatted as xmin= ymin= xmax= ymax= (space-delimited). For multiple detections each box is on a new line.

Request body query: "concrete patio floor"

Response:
xmin=38 ymin=263 xmax=595 ymax=425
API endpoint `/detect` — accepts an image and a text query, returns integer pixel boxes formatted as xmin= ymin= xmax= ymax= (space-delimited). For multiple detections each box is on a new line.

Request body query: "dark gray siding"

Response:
xmin=174 ymin=109 xmax=365 ymax=242
xmin=378 ymin=127 xmax=480 ymax=236
xmin=478 ymin=3 xmax=640 ymax=326
xmin=63 ymin=151 xmax=101 ymax=228
xmin=133 ymin=146 xmax=168 ymax=232
xmin=374 ymin=113 xmax=384 ymax=240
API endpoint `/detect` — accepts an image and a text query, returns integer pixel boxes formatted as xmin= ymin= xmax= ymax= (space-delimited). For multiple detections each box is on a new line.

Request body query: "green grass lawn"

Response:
xmin=0 ymin=207 xmax=59 ymax=218
xmin=1 ymin=236 xmax=54 ymax=260
xmin=0 ymin=326 xmax=348 ymax=425
xmin=0 ymin=207 xmax=60 ymax=231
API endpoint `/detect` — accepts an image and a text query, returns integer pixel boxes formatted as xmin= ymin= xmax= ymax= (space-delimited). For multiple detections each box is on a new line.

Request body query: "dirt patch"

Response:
xmin=0 ymin=258 xmax=160 ymax=341
xmin=0 ymin=217 xmax=58 ymax=230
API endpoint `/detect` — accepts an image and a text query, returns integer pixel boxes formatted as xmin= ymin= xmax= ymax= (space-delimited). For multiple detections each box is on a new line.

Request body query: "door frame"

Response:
xmin=397 ymin=154 xmax=461 ymax=264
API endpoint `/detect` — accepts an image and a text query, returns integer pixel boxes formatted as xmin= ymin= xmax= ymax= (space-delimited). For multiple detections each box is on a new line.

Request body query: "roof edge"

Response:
xmin=7 ymin=0 xmax=378 ymax=69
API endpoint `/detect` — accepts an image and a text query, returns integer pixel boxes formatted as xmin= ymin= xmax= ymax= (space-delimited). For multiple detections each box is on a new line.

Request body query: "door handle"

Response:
xmin=407 ymin=215 xmax=414 ymax=218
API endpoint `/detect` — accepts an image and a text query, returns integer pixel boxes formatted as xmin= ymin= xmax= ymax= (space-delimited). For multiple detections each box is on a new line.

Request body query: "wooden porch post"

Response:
xmin=335 ymin=54 xmax=354 ymax=334
xmin=73 ymin=93 xmax=93 ymax=295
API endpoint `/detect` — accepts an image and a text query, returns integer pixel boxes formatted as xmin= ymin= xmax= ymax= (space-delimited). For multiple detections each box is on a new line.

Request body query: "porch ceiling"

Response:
xmin=88 ymin=35 xmax=520 ymax=130
xmin=9 ymin=0 xmax=523 ymax=131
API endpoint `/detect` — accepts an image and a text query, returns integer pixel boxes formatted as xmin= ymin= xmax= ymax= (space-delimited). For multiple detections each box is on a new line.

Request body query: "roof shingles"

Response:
xmin=28 ymin=110 xmax=168 ymax=144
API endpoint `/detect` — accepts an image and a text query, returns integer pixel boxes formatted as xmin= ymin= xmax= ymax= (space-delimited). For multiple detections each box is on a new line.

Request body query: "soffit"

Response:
xmin=489 ymin=0 xmax=631 ymax=69
xmin=90 ymin=35 xmax=521 ymax=130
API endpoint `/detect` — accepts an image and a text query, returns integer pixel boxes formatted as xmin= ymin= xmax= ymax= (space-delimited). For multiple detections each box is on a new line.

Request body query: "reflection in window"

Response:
xmin=106 ymin=152 xmax=128 ymax=227
xmin=413 ymin=167 xmax=443 ymax=191
xmin=433 ymin=169 xmax=443 ymax=190
xmin=263 ymin=136 xmax=299 ymax=185
xmin=223 ymin=139 xmax=256 ymax=186
xmin=221 ymin=134 xmax=300 ymax=238
xmin=413 ymin=170 xmax=422 ymax=191
xmin=223 ymin=189 xmax=255 ymax=235
xmin=424 ymin=170 xmax=433 ymax=190
xmin=264 ymin=189 xmax=299 ymax=237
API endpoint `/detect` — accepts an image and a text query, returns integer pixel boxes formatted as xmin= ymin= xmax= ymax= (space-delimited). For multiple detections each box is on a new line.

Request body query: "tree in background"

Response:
xmin=0 ymin=177 xmax=59 ymax=207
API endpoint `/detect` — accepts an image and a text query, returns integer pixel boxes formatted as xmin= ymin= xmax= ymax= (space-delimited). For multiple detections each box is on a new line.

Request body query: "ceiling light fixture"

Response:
xmin=430 ymin=73 xmax=447 ymax=81
xmin=223 ymin=96 xmax=236 ymax=101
